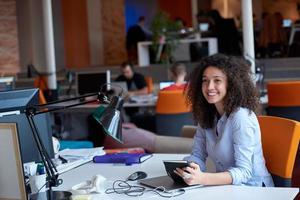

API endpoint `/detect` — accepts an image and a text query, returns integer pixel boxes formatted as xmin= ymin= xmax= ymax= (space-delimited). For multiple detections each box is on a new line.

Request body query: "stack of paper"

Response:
xmin=56 ymin=147 xmax=105 ymax=174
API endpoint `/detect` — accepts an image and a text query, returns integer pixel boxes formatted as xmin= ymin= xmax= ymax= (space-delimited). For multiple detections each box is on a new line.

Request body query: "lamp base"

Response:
xmin=30 ymin=190 xmax=72 ymax=200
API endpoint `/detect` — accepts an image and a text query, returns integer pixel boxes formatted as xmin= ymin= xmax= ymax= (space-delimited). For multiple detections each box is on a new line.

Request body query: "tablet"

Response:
xmin=163 ymin=160 xmax=189 ymax=184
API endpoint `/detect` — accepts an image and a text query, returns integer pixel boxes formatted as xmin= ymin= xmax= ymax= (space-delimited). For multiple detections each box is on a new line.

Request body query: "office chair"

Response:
xmin=144 ymin=76 xmax=154 ymax=93
xmin=267 ymin=81 xmax=300 ymax=122
xmin=258 ymin=115 xmax=300 ymax=187
xmin=155 ymin=90 xmax=194 ymax=136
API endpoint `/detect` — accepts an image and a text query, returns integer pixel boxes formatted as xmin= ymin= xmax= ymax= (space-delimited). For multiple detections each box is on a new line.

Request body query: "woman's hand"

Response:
xmin=174 ymin=162 xmax=205 ymax=185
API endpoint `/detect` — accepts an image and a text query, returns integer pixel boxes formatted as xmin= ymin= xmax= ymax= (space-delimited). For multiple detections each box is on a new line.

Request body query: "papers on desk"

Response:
xmin=56 ymin=147 xmax=105 ymax=174
xmin=129 ymin=94 xmax=157 ymax=103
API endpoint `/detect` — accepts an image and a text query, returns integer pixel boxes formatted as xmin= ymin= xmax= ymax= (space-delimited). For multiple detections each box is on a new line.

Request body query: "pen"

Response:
xmin=59 ymin=155 xmax=68 ymax=164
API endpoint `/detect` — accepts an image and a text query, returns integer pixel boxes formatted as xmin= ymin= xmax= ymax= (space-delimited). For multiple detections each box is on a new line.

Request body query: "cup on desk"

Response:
xmin=29 ymin=174 xmax=47 ymax=194
xmin=52 ymin=137 xmax=60 ymax=158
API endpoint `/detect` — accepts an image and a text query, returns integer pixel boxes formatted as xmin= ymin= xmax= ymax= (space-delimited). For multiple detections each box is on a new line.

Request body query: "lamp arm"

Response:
xmin=28 ymin=92 xmax=110 ymax=116
xmin=26 ymin=114 xmax=61 ymax=188
xmin=34 ymin=92 xmax=109 ymax=107
xmin=25 ymin=91 xmax=111 ymax=189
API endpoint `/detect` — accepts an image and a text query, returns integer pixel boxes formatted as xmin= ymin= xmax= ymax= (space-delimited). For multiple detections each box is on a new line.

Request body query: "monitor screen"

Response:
xmin=283 ymin=19 xmax=292 ymax=28
xmin=77 ymin=71 xmax=111 ymax=96
xmin=0 ymin=123 xmax=27 ymax=200
xmin=159 ymin=81 xmax=174 ymax=90
xmin=0 ymin=76 xmax=14 ymax=92
xmin=198 ymin=23 xmax=209 ymax=32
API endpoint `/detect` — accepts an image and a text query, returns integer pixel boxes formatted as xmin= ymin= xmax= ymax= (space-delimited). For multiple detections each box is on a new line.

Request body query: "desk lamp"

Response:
xmin=25 ymin=90 xmax=124 ymax=200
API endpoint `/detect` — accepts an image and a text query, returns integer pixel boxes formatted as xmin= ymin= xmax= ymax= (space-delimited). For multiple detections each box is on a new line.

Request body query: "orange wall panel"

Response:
xmin=61 ymin=0 xmax=90 ymax=68
xmin=158 ymin=0 xmax=192 ymax=27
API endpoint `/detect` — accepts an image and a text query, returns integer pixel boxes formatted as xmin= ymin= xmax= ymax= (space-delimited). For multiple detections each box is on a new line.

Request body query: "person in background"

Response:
xmin=126 ymin=16 xmax=152 ymax=63
xmin=207 ymin=10 xmax=240 ymax=55
xmin=162 ymin=62 xmax=187 ymax=91
xmin=115 ymin=62 xmax=148 ymax=97
xmin=175 ymin=54 xmax=274 ymax=187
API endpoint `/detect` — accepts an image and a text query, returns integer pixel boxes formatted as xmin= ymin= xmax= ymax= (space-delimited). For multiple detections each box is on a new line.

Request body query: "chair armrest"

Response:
xmin=181 ymin=125 xmax=197 ymax=138
xmin=153 ymin=135 xmax=193 ymax=153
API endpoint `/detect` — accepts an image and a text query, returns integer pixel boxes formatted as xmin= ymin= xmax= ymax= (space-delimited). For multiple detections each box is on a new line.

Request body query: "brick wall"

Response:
xmin=101 ymin=0 xmax=127 ymax=65
xmin=0 ymin=0 xmax=19 ymax=73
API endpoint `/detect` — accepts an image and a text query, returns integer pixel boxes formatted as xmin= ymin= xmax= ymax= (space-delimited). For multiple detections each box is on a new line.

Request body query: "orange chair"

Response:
xmin=144 ymin=76 xmax=154 ymax=94
xmin=34 ymin=76 xmax=48 ymax=104
xmin=267 ymin=81 xmax=300 ymax=121
xmin=258 ymin=115 xmax=300 ymax=187
xmin=155 ymin=90 xmax=194 ymax=136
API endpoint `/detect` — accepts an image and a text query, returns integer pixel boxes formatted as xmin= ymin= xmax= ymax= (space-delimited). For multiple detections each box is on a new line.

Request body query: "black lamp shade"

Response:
xmin=93 ymin=96 xmax=123 ymax=143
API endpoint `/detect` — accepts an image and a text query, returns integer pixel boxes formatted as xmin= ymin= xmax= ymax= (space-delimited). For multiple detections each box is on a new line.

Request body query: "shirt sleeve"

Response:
xmin=183 ymin=126 xmax=207 ymax=171
xmin=134 ymin=73 xmax=147 ymax=89
xmin=227 ymin=115 xmax=256 ymax=185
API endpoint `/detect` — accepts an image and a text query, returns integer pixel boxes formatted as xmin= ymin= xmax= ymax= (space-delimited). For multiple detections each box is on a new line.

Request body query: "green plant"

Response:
xmin=150 ymin=11 xmax=182 ymax=64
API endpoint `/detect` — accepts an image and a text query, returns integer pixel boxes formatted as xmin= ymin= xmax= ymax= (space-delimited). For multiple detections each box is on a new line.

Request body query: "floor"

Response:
xmin=292 ymin=150 xmax=300 ymax=200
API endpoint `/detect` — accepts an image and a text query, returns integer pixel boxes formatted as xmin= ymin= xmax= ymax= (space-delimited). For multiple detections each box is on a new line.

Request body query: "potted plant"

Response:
xmin=150 ymin=12 xmax=182 ymax=64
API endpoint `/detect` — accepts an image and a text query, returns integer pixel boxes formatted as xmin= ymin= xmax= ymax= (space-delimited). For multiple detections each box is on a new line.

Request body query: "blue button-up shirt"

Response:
xmin=184 ymin=107 xmax=274 ymax=186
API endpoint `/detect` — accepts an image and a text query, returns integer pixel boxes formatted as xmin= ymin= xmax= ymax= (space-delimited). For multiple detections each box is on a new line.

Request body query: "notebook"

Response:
xmin=93 ymin=153 xmax=153 ymax=165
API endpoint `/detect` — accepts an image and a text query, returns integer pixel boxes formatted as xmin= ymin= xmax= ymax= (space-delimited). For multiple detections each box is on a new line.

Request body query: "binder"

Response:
xmin=93 ymin=153 xmax=153 ymax=165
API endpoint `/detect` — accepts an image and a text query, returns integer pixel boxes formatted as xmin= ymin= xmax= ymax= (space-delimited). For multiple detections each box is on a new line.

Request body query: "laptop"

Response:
xmin=138 ymin=175 xmax=202 ymax=192
xmin=110 ymin=81 xmax=128 ymax=96
xmin=159 ymin=81 xmax=174 ymax=90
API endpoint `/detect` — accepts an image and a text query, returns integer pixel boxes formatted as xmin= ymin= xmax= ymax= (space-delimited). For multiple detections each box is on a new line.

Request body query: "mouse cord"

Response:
xmin=105 ymin=180 xmax=185 ymax=198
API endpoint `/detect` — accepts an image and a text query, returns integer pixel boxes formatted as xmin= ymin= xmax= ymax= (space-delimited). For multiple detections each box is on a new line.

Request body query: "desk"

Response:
xmin=56 ymin=154 xmax=299 ymax=200
xmin=138 ymin=37 xmax=218 ymax=67
xmin=52 ymin=97 xmax=157 ymax=113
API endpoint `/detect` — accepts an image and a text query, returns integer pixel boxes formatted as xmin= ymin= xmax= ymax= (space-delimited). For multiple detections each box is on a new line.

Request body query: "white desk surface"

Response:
xmin=56 ymin=154 xmax=299 ymax=200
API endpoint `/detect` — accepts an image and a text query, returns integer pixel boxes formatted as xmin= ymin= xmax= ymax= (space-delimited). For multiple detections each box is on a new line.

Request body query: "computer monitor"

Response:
xmin=76 ymin=70 xmax=111 ymax=96
xmin=0 ymin=76 xmax=14 ymax=91
xmin=283 ymin=19 xmax=292 ymax=28
xmin=0 ymin=88 xmax=54 ymax=163
xmin=159 ymin=81 xmax=174 ymax=90
xmin=198 ymin=23 xmax=209 ymax=32
xmin=0 ymin=123 xmax=27 ymax=200
xmin=0 ymin=88 xmax=39 ymax=115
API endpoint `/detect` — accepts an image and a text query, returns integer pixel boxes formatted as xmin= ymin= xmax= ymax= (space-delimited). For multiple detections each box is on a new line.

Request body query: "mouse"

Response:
xmin=127 ymin=171 xmax=147 ymax=181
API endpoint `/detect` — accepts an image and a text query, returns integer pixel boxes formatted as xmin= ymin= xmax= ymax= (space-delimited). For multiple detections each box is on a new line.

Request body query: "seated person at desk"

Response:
xmin=175 ymin=54 xmax=274 ymax=187
xmin=115 ymin=62 xmax=148 ymax=118
xmin=162 ymin=62 xmax=187 ymax=91
xmin=115 ymin=62 xmax=148 ymax=97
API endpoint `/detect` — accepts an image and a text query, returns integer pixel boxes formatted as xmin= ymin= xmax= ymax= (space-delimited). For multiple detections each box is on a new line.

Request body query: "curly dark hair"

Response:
xmin=186 ymin=54 xmax=260 ymax=129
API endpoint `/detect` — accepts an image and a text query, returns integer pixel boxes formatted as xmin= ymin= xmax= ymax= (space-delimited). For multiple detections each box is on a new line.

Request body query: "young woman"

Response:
xmin=175 ymin=54 xmax=274 ymax=187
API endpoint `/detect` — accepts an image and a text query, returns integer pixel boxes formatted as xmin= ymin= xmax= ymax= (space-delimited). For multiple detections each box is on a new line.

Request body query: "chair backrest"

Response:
xmin=144 ymin=76 xmax=153 ymax=94
xmin=258 ymin=115 xmax=300 ymax=187
xmin=34 ymin=76 xmax=48 ymax=104
xmin=267 ymin=81 xmax=300 ymax=121
xmin=156 ymin=90 xmax=190 ymax=114
xmin=155 ymin=91 xmax=193 ymax=136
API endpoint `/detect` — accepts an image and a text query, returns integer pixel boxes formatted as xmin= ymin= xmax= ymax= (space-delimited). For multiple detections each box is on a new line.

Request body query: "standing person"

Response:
xmin=207 ymin=10 xmax=240 ymax=55
xmin=175 ymin=54 xmax=274 ymax=187
xmin=126 ymin=16 xmax=151 ymax=63
xmin=162 ymin=62 xmax=187 ymax=91
xmin=115 ymin=62 xmax=148 ymax=97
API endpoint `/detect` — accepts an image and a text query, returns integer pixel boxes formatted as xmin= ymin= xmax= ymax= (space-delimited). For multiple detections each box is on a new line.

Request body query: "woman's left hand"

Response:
xmin=174 ymin=162 xmax=205 ymax=185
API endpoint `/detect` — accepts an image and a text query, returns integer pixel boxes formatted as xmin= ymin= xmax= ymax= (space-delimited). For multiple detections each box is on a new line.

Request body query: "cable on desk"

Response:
xmin=105 ymin=180 xmax=185 ymax=198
